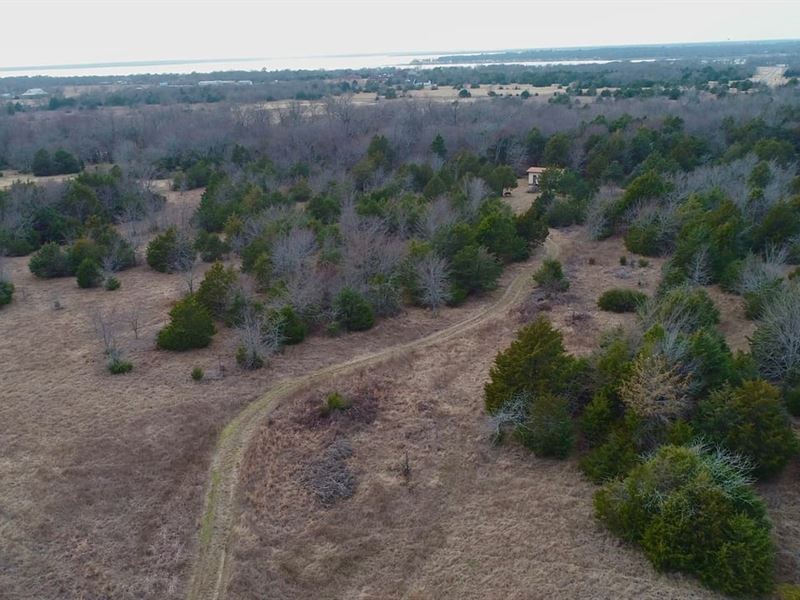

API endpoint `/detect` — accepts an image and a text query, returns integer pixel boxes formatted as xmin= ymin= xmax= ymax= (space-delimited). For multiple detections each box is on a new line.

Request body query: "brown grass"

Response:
xmin=0 ymin=203 xmax=518 ymax=598
xmin=0 ymin=169 xmax=75 ymax=189
xmin=224 ymin=228 xmax=800 ymax=599
xmin=752 ymin=65 xmax=789 ymax=88
xmin=2 ymin=207 xmax=797 ymax=598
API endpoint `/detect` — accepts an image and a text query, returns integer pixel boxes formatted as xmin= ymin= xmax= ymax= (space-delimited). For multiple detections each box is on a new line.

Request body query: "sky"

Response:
xmin=3 ymin=0 xmax=800 ymax=68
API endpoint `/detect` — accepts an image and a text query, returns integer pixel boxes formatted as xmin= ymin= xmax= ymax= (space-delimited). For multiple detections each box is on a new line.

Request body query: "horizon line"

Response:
xmin=2 ymin=37 xmax=798 ymax=74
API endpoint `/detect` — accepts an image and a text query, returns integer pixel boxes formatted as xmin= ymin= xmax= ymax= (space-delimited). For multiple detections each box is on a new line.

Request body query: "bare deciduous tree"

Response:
xmin=620 ymin=352 xmax=692 ymax=425
xmin=751 ymin=283 xmax=800 ymax=383
xmin=418 ymin=197 xmax=457 ymax=240
xmin=91 ymin=308 xmax=127 ymax=368
xmin=339 ymin=201 xmax=407 ymax=288
xmin=235 ymin=306 xmax=284 ymax=369
xmin=101 ymin=236 xmax=132 ymax=277
xmin=486 ymin=392 xmax=529 ymax=445
xmin=280 ymin=264 xmax=327 ymax=320
xmin=460 ymin=176 xmax=490 ymax=218
xmin=687 ymin=246 xmax=711 ymax=286
xmin=128 ymin=306 xmax=141 ymax=340
xmin=271 ymin=228 xmax=318 ymax=280
xmin=415 ymin=253 xmax=451 ymax=315
xmin=585 ymin=186 xmax=620 ymax=240
xmin=737 ymin=247 xmax=787 ymax=296
xmin=170 ymin=229 xmax=198 ymax=293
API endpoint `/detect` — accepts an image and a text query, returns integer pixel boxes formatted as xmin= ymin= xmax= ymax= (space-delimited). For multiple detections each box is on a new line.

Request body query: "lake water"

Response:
xmin=0 ymin=55 xmax=623 ymax=78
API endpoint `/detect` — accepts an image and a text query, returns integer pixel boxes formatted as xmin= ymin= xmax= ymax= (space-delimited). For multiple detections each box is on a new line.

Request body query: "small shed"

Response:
xmin=21 ymin=88 xmax=47 ymax=97
xmin=526 ymin=166 xmax=547 ymax=192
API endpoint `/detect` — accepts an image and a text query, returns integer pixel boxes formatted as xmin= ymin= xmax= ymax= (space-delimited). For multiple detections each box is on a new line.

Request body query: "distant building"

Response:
xmin=198 ymin=80 xmax=233 ymax=87
xmin=526 ymin=166 xmax=547 ymax=192
xmin=21 ymin=88 xmax=47 ymax=97
xmin=197 ymin=80 xmax=252 ymax=87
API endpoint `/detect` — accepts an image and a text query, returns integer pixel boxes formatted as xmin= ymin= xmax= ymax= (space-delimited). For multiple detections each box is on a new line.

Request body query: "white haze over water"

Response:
xmin=3 ymin=0 xmax=800 ymax=76
xmin=2 ymin=55 xmax=621 ymax=79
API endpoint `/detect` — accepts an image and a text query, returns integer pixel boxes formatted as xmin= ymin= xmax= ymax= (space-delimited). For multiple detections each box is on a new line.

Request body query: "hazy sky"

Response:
xmin=4 ymin=0 xmax=800 ymax=67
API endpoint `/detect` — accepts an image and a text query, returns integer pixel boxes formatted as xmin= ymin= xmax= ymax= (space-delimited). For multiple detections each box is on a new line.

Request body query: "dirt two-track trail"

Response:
xmin=185 ymin=234 xmax=562 ymax=600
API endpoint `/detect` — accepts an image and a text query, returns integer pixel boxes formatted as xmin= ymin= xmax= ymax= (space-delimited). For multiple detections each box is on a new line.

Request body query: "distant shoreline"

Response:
xmin=2 ymin=38 xmax=798 ymax=79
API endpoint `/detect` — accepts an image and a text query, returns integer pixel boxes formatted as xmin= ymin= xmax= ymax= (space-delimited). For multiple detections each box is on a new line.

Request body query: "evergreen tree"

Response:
xmin=431 ymin=133 xmax=447 ymax=159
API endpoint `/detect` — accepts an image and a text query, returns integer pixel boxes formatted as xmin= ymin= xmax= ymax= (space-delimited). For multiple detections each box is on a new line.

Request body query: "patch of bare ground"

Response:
xmin=704 ymin=285 xmax=756 ymax=353
xmin=503 ymin=178 xmax=537 ymax=215
xmin=521 ymin=227 xmax=665 ymax=354
xmin=0 ymin=222 xmax=525 ymax=598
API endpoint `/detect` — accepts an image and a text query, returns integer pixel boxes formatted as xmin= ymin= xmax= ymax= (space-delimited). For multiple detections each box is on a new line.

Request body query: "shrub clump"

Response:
xmin=194 ymin=230 xmax=230 ymax=263
xmin=651 ymin=285 xmax=720 ymax=331
xmin=146 ymin=227 xmax=195 ymax=273
xmin=597 ymin=288 xmax=647 ymax=313
xmin=580 ymin=419 xmax=641 ymax=483
xmin=157 ymin=296 xmax=215 ymax=351
xmin=532 ymin=258 xmax=569 ymax=294
xmin=449 ymin=244 xmax=502 ymax=303
xmin=334 ymin=288 xmax=375 ymax=332
xmin=236 ymin=345 xmax=264 ymax=370
xmin=485 ymin=316 xmax=585 ymax=413
xmin=594 ymin=444 xmax=775 ymax=597
xmin=516 ymin=393 xmax=574 ymax=458
xmin=579 ymin=391 xmax=615 ymax=447
xmin=146 ymin=228 xmax=178 ymax=272
xmin=196 ymin=262 xmax=238 ymax=320
xmin=277 ymin=305 xmax=307 ymax=344
xmin=321 ymin=391 xmax=353 ymax=416
xmin=76 ymin=257 xmax=102 ymax=289
xmin=695 ymin=380 xmax=798 ymax=479
xmin=0 ymin=280 xmax=14 ymax=307
xmin=785 ymin=385 xmax=800 ymax=417
xmin=625 ymin=221 xmax=669 ymax=257
xmin=104 ymin=276 xmax=121 ymax=291
xmin=29 ymin=242 xmax=71 ymax=278
xmin=191 ymin=366 xmax=204 ymax=381
xmin=108 ymin=357 xmax=133 ymax=374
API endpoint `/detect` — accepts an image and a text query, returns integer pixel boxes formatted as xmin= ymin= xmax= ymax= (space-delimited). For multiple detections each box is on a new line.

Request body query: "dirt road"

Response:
xmin=185 ymin=235 xmax=560 ymax=600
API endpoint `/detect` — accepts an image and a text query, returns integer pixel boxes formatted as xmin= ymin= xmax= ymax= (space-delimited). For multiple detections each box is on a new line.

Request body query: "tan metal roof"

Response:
xmin=526 ymin=166 xmax=547 ymax=174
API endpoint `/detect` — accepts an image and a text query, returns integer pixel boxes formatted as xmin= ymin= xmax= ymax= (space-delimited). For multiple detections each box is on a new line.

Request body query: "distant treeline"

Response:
xmin=1 ymin=59 xmax=767 ymax=114
xmin=426 ymin=39 xmax=800 ymax=64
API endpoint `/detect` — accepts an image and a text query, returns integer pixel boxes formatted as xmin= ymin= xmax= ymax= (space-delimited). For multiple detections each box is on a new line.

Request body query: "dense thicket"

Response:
xmin=486 ymin=147 xmax=800 ymax=591
xmin=1 ymin=167 xmax=162 ymax=258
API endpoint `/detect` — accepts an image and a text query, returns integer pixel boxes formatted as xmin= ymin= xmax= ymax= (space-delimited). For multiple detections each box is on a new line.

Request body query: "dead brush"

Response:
xmin=301 ymin=438 xmax=358 ymax=506
xmin=296 ymin=384 xmax=382 ymax=431
xmin=516 ymin=290 xmax=552 ymax=323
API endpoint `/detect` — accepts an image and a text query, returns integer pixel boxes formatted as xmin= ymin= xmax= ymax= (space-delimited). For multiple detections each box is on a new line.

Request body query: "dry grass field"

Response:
xmin=405 ymin=83 xmax=562 ymax=100
xmin=0 ymin=169 xmax=76 ymax=189
xmin=752 ymin=66 xmax=789 ymax=88
xmin=2 ymin=184 xmax=798 ymax=598
xmin=0 ymin=191 xmax=529 ymax=599
xmin=259 ymin=84 xmax=583 ymax=117
xmin=220 ymin=227 xmax=800 ymax=599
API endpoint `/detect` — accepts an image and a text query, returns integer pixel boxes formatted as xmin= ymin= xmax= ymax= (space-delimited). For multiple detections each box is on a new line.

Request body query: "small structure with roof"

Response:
xmin=21 ymin=88 xmax=47 ymax=97
xmin=526 ymin=166 xmax=547 ymax=192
